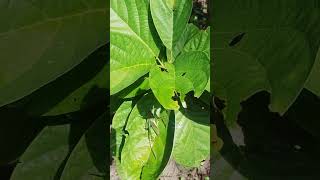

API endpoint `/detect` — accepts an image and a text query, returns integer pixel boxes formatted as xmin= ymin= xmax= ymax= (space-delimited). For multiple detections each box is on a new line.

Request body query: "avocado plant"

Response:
xmin=110 ymin=0 xmax=210 ymax=179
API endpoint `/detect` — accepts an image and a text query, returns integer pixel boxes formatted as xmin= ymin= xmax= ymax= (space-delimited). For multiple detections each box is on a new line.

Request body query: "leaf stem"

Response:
xmin=156 ymin=57 xmax=166 ymax=69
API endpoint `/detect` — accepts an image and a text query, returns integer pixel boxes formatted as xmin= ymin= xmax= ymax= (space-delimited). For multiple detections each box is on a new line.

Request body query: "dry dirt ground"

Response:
xmin=110 ymin=158 xmax=210 ymax=180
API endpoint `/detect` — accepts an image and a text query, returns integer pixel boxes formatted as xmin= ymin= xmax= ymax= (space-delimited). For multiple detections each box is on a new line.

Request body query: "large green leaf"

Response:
xmin=60 ymin=113 xmax=107 ymax=180
xmin=140 ymin=111 xmax=174 ymax=180
xmin=117 ymin=76 xmax=150 ymax=99
xmin=150 ymin=50 xmax=209 ymax=110
xmin=150 ymin=0 xmax=192 ymax=52
xmin=183 ymin=27 xmax=210 ymax=57
xmin=213 ymin=0 xmax=320 ymax=123
xmin=11 ymin=45 xmax=109 ymax=117
xmin=11 ymin=125 xmax=71 ymax=180
xmin=0 ymin=0 xmax=108 ymax=107
xmin=117 ymin=94 xmax=174 ymax=179
xmin=175 ymin=51 xmax=209 ymax=97
xmin=173 ymin=23 xmax=199 ymax=58
xmin=11 ymin=111 xmax=106 ymax=180
xmin=175 ymin=26 xmax=210 ymax=97
xmin=149 ymin=25 xmax=209 ymax=110
xmin=173 ymin=102 xmax=210 ymax=167
xmin=149 ymin=63 xmax=182 ymax=110
xmin=110 ymin=0 xmax=160 ymax=94
xmin=111 ymin=101 xmax=133 ymax=158
xmin=110 ymin=100 xmax=133 ymax=178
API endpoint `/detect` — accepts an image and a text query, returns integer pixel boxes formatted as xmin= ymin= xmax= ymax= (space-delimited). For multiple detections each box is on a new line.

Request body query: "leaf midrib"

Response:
xmin=0 ymin=8 xmax=106 ymax=36
xmin=110 ymin=63 xmax=153 ymax=72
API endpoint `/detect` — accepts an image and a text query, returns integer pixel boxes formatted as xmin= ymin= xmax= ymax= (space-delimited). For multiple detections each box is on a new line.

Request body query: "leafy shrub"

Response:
xmin=110 ymin=0 xmax=210 ymax=179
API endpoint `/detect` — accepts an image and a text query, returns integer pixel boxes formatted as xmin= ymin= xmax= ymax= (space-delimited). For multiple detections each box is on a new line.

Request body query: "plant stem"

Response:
xmin=156 ymin=57 xmax=166 ymax=69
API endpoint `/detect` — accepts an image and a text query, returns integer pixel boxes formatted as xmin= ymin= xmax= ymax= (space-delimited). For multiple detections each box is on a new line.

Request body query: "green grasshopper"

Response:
xmin=144 ymin=106 xmax=165 ymax=159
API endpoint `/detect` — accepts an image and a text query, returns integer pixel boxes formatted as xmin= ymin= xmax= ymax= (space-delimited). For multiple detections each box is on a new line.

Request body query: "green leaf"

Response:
xmin=11 ymin=45 xmax=109 ymax=116
xmin=117 ymin=76 xmax=150 ymax=99
xmin=150 ymin=50 xmax=209 ymax=109
xmin=150 ymin=0 xmax=192 ymax=51
xmin=11 ymin=111 xmax=106 ymax=180
xmin=60 ymin=113 xmax=107 ymax=180
xmin=11 ymin=125 xmax=71 ymax=180
xmin=213 ymin=1 xmax=320 ymax=123
xmin=0 ymin=0 xmax=107 ymax=107
xmin=140 ymin=111 xmax=174 ymax=180
xmin=175 ymin=51 xmax=210 ymax=97
xmin=111 ymin=101 xmax=133 ymax=158
xmin=149 ymin=63 xmax=180 ymax=110
xmin=173 ymin=102 xmax=210 ymax=167
xmin=110 ymin=0 xmax=160 ymax=94
xmin=149 ymin=62 xmax=194 ymax=110
xmin=183 ymin=27 xmax=210 ymax=57
xmin=111 ymin=100 xmax=133 ymax=178
xmin=173 ymin=23 xmax=199 ymax=58
xmin=306 ymin=47 xmax=320 ymax=97
xmin=117 ymin=94 xmax=173 ymax=179
xmin=174 ymin=26 xmax=210 ymax=99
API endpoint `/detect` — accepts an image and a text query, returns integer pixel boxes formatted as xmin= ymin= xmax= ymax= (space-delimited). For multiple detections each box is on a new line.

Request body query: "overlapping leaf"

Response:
xmin=175 ymin=27 xmax=210 ymax=97
xmin=110 ymin=0 xmax=160 ymax=94
xmin=173 ymin=103 xmax=210 ymax=167
xmin=213 ymin=0 xmax=320 ymax=124
xmin=111 ymin=101 xmax=133 ymax=158
xmin=183 ymin=27 xmax=210 ymax=56
xmin=12 ymin=45 xmax=109 ymax=116
xmin=116 ymin=94 xmax=173 ymax=179
xmin=175 ymin=51 xmax=209 ymax=97
xmin=149 ymin=26 xmax=210 ymax=110
xmin=149 ymin=63 xmax=187 ymax=110
xmin=117 ymin=76 xmax=150 ymax=99
xmin=0 ymin=0 xmax=107 ymax=107
xmin=150 ymin=0 xmax=192 ymax=54
xmin=11 ymin=112 xmax=106 ymax=180
xmin=173 ymin=24 xmax=199 ymax=58
xmin=60 ymin=113 xmax=107 ymax=180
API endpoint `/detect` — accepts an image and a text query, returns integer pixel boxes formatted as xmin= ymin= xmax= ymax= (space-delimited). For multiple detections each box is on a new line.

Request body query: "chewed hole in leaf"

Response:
xmin=182 ymin=72 xmax=186 ymax=76
xmin=229 ymin=32 xmax=246 ymax=46
xmin=160 ymin=67 xmax=168 ymax=72
xmin=171 ymin=94 xmax=180 ymax=101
